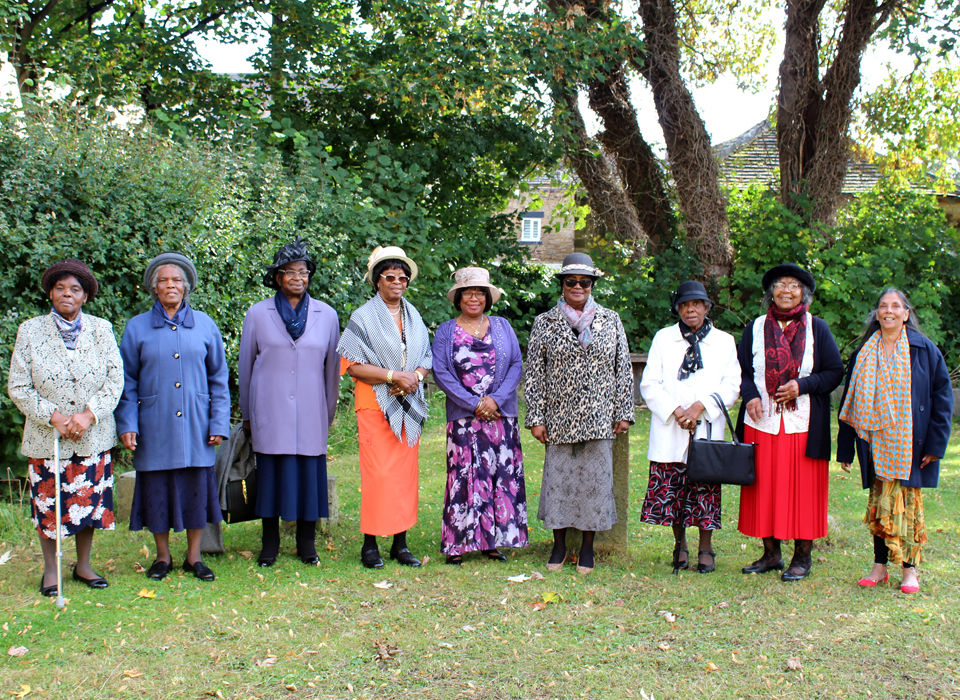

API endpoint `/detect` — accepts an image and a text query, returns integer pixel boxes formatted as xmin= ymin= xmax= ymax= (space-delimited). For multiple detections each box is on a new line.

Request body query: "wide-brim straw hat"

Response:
xmin=363 ymin=245 xmax=419 ymax=283
xmin=761 ymin=263 xmax=816 ymax=294
xmin=143 ymin=252 xmax=198 ymax=293
xmin=554 ymin=252 xmax=603 ymax=279
xmin=445 ymin=266 xmax=503 ymax=304
xmin=41 ymin=259 xmax=99 ymax=300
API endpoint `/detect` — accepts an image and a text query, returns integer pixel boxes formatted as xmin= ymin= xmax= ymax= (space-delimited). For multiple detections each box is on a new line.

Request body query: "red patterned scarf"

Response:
xmin=763 ymin=303 xmax=808 ymax=411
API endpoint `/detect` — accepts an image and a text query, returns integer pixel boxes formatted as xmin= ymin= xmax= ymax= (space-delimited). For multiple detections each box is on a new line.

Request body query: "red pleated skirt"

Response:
xmin=737 ymin=419 xmax=828 ymax=540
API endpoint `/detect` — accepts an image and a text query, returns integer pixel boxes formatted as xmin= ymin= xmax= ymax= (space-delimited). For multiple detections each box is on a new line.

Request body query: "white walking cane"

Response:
xmin=53 ymin=432 xmax=65 ymax=609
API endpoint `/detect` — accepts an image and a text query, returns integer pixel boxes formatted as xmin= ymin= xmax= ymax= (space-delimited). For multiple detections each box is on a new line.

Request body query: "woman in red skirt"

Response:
xmin=735 ymin=264 xmax=844 ymax=581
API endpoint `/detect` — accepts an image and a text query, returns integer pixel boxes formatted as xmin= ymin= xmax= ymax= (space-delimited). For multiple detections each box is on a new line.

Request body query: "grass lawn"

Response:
xmin=1 ymin=396 xmax=958 ymax=700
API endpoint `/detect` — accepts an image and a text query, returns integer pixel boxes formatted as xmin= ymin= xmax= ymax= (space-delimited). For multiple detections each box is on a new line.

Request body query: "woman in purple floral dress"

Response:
xmin=432 ymin=267 xmax=528 ymax=565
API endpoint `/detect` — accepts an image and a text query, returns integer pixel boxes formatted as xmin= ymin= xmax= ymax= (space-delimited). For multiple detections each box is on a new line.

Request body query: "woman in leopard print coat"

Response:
xmin=525 ymin=253 xmax=634 ymax=574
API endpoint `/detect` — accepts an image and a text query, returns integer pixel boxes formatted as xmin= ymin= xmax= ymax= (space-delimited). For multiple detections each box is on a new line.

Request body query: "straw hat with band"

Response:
xmin=364 ymin=246 xmax=419 ymax=284
xmin=554 ymin=252 xmax=603 ymax=279
xmin=42 ymin=259 xmax=100 ymax=301
xmin=263 ymin=237 xmax=317 ymax=290
xmin=445 ymin=267 xmax=502 ymax=305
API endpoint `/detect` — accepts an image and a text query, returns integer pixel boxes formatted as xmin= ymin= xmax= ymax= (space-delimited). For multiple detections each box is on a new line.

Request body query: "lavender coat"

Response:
xmin=238 ymin=295 xmax=341 ymax=456
xmin=432 ymin=316 xmax=522 ymax=421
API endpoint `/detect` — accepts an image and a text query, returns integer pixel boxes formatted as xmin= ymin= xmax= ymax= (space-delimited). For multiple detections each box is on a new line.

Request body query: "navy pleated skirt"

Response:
xmin=255 ymin=454 xmax=329 ymax=522
xmin=130 ymin=466 xmax=222 ymax=534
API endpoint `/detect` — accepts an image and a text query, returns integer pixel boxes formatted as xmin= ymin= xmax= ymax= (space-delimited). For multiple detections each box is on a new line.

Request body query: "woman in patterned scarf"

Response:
xmin=837 ymin=289 xmax=953 ymax=594
xmin=525 ymin=253 xmax=634 ymax=574
xmin=639 ymin=281 xmax=741 ymax=575
xmin=8 ymin=259 xmax=123 ymax=597
xmin=338 ymin=246 xmax=432 ymax=569
xmin=735 ymin=263 xmax=844 ymax=582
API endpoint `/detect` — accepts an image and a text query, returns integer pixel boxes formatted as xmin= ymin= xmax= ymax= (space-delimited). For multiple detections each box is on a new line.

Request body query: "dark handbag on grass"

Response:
xmin=686 ymin=393 xmax=756 ymax=486
xmin=216 ymin=424 xmax=260 ymax=523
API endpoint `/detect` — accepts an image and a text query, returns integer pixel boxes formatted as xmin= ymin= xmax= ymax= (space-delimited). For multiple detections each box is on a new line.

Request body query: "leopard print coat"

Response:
xmin=524 ymin=304 xmax=634 ymax=444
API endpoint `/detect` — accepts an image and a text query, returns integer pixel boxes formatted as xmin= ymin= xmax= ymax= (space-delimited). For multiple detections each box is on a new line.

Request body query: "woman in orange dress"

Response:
xmin=338 ymin=246 xmax=432 ymax=569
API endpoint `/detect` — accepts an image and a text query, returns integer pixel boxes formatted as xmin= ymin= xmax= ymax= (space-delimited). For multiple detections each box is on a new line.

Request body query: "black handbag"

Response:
xmin=686 ymin=393 xmax=756 ymax=486
xmin=223 ymin=469 xmax=259 ymax=524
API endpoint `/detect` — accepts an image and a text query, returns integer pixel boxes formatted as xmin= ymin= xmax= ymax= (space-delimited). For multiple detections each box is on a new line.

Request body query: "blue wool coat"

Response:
xmin=115 ymin=304 xmax=231 ymax=472
xmin=837 ymin=327 xmax=954 ymax=489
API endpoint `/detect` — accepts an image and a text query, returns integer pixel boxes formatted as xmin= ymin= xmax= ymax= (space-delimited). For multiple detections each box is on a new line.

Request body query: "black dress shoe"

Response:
xmin=445 ymin=555 xmax=463 ymax=566
xmin=483 ymin=549 xmax=507 ymax=562
xmin=741 ymin=557 xmax=785 ymax=574
xmin=39 ymin=576 xmax=58 ymax=597
xmin=72 ymin=567 xmax=109 ymax=589
xmin=697 ymin=550 xmax=716 ymax=574
xmin=257 ymin=555 xmax=276 ymax=567
xmin=361 ymin=547 xmax=384 ymax=569
xmin=389 ymin=547 xmax=421 ymax=567
xmin=183 ymin=559 xmax=215 ymax=581
xmin=146 ymin=559 xmax=172 ymax=581
xmin=300 ymin=555 xmax=320 ymax=565
xmin=781 ymin=561 xmax=812 ymax=582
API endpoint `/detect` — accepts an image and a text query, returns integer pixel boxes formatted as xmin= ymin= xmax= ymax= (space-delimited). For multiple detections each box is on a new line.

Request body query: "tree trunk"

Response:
xmin=634 ymin=0 xmax=732 ymax=277
xmin=777 ymin=0 xmax=892 ymax=226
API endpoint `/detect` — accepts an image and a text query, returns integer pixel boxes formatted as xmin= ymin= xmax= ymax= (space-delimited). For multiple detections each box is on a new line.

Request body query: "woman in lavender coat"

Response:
xmin=238 ymin=239 xmax=340 ymax=567
xmin=431 ymin=267 xmax=528 ymax=565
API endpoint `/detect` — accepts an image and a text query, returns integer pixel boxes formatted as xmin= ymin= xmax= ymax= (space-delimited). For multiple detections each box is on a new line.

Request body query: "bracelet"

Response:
xmin=386 ymin=370 xmax=394 ymax=384
xmin=414 ymin=370 xmax=424 ymax=382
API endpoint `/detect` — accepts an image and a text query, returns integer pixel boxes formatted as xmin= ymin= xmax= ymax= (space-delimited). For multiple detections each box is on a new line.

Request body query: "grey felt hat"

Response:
xmin=143 ymin=252 xmax=198 ymax=295
xmin=554 ymin=252 xmax=603 ymax=279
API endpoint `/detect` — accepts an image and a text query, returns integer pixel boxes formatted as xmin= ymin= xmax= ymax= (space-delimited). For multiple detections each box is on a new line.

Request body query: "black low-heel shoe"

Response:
xmin=39 ymin=576 xmax=58 ymax=597
xmin=72 ymin=567 xmax=109 ymax=589
xmin=146 ymin=559 xmax=171 ymax=580
xmin=781 ymin=560 xmax=811 ymax=582
xmin=483 ymin=549 xmax=507 ymax=562
xmin=446 ymin=555 xmax=463 ymax=566
xmin=361 ymin=547 xmax=384 ymax=569
xmin=741 ymin=557 xmax=784 ymax=574
xmin=182 ymin=559 xmax=215 ymax=582
xmin=257 ymin=555 xmax=277 ymax=567
xmin=697 ymin=550 xmax=716 ymax=574
xmin=389 ymin=547 xmax=421 ymax=567
xmin=300 ymin=555 xmax=320 ymax=565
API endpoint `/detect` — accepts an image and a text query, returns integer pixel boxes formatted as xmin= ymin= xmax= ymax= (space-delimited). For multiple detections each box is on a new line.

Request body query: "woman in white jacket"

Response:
xmin=639 ymin=281 xmax=740 ymax=574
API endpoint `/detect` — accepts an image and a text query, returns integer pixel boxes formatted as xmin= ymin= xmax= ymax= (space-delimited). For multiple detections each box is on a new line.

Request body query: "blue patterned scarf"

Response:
xmin=51 ymin=308 xmax=83 ymax=350
xmin=275 ymin=292 xmax=309 ymax=340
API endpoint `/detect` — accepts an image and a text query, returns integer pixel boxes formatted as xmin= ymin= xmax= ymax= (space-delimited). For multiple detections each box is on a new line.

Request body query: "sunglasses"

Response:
xmin=381 ymin=273 xmax=410 ymax=284
xmin=563 ymin=278 xmax=593 ymax=289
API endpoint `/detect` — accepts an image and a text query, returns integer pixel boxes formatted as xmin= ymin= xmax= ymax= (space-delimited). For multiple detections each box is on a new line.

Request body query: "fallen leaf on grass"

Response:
xmin=373 ymin=580 xmax=393 ymax=589
xmin=717 ymin=602 xmax=729 ymax=609
xmin=132 ymin=562 xmax=147 ymax=573
xmin=285 ymin=685 xmax=296 ymax=691
xmin=437 ymin=642 xmax=453 ymax=649
xmin=237 ymin=551 xmax=254 ymax=560
xmin=705 ymin=661 xmax=719 ymax=673
xmin=785 ymin=658 xmax=802 ymax=671
xmin=359 ymin=601 xmax=372 ymax=608
xmin=530 ymin=571 xmax=545 ymax=580
xmin=507 ymin=574 xmax=530 ymax=583
xmin=657 ymin=642 xmax=670 ymax=651
xmin=420 ymin=555 xmax=430 ymax=566
xmin=136 ymin=589 xmax=156 ymax=599
xmin=835 ymin=613 xmax=853 ymax=619
xmin=531 ymin=601 xmax=546 ymax=612
xmin=540 ymin=591 xmax=561 ymax=604
xmin=9 ymin=685 xmax=30 ymax=698
xmin=255 ymin=656 xmax=277 ymax=668
xmin=139 ymin=545 xmax=149 ymax=558
xmin=373 ymin=640 xmax=398 ymax=662
xmin=659 ymin=611 xmax=677 ymax=623
xmin=122 ymin=670 xmax=143 ymax=679
xmin=462 ymin=625 xmax=476 ymax=632
xmin=7 ymin=646 xmax=28 ymax=657
xmin=0 ymin=551 xmax=12 ymax=566
xmin=730 ymin=653 xmax=743 ymax=665
xmin=816 ymin=556 xmax=827 ymax=563
xmin=326 ymin=542 xmax=337 ymax=551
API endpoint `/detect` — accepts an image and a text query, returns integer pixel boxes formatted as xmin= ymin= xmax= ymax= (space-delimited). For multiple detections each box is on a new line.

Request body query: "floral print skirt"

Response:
xmin=640 ymin=461 xmax=721 ymax=530
xmin=441 ymin=416 xmax=528 ymax=555
xmin=29 ymin=450 xmax=115 ymax=540
xmin=866 ymin=478 xmax=926 ymax=566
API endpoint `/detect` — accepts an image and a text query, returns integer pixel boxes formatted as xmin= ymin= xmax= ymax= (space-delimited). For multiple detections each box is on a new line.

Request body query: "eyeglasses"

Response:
xmin=773 ymin=282 xmax=801 ymax=292
xmin=381 ymin=274 xmax=410 ymax=284
xmin=461 ymin=290 xmax=486 ymax=299
xmin=563 ymin=278 xmax=593 ymax=289
xmin=279 ymin=270 xmax=310 ymax=279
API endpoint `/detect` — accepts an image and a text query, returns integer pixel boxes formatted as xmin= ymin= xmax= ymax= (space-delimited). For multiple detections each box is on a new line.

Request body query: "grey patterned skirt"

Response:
xmin=537 ymin=439 xmax=616 ymax=531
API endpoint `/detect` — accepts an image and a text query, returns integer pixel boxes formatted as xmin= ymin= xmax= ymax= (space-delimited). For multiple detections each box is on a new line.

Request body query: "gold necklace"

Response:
xmin=460 ymin=314 xmax=487 ymax=337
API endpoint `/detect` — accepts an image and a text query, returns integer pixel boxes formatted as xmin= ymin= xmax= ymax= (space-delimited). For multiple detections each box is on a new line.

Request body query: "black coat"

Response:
xmin=735 ymin=315 xmax=845 ymax=461
xmin=837 ymin=327 xmax=954 ymax=489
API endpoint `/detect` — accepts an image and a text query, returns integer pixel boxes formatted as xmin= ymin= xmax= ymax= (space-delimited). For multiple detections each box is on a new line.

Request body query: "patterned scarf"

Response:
xmin=763 ymin=303 xmax=808 ymax=412
xmin=337 ymin=294 xmax=432 ymax=446
xmin=839 ymin=330 xmax=913 ymax=481
xmin=558 ymin=295 xmax=598 ymax=349
xmin=678 ymin=318 xmax=712 ymax=381
xmin=51 ymin=308 xmax=83 ymax=350
xmin=275 ymin=291 xmax=309 ymax=340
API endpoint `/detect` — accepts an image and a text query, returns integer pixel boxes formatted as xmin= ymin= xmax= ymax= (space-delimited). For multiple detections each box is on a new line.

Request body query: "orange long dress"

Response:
xmin=340 ymin=357 xmax=419 ymax=536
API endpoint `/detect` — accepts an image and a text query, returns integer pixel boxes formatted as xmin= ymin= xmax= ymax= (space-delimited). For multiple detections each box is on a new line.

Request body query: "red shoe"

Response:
xmin=857 ymin=574 xmax=889 ymax=587
xmin=900 ymin=580 xmax=920 ymax=594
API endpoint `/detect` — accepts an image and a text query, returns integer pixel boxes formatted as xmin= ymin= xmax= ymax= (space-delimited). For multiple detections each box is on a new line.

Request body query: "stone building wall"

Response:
xmin=504 ymin=185 xmax=577 ymax=265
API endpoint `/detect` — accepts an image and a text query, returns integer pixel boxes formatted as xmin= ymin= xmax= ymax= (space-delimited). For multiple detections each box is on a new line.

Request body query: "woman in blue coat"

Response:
xmin=838 ymin=288 xmax=954 ymax=594
xmin=116 ymin=252 xmax=231 ymax=582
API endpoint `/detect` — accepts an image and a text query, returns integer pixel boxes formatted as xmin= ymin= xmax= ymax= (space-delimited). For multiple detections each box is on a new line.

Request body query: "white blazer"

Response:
xmin=640 ymin=322 xmax=741 ymax=464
